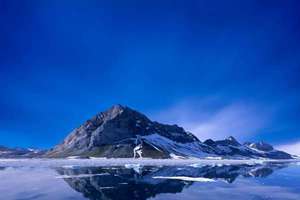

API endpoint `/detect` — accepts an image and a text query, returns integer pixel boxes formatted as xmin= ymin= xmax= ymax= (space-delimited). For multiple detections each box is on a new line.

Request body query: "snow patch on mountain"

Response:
xmin=133 ymin=144 xmax=143 ymax=158
xmin=141 ymin=134 xmax=212 ymax=158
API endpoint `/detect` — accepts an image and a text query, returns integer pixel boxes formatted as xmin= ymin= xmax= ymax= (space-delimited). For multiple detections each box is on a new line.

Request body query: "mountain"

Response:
xmin=203 ymin=138 xmax=292 ymax=159
xmin=47 ymin=104 xmax=215 ymax=158
xmin=0 ymin=146 xmax=45 ymax=158
xmin=46 ymin=104 xmax=293 ymax=159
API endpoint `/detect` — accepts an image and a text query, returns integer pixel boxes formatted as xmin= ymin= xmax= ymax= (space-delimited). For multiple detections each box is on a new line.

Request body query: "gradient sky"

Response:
xmin=1 ymin=0 xmax=300 ymax=152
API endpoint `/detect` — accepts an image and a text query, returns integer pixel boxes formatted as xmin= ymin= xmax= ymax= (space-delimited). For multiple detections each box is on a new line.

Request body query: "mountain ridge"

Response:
xmin=0 ymin=104 xmax=293 ymax=159
xmin=44 ymin=104 xmax=292 ymax=159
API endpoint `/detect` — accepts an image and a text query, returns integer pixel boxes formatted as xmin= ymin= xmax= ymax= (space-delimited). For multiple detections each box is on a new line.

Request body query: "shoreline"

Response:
xmin=0 ymin=158 xmax=299 ymax=168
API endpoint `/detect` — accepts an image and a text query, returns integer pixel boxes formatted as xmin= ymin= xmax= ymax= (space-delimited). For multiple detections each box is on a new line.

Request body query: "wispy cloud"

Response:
xmin=151 ymin=98 xmax=271 ymax=141
xmin=277 ymin=141 xmax=300 ymax=155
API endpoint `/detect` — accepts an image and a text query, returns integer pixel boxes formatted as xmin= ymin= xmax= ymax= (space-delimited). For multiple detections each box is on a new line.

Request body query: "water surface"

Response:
xmin=0 ymin=160 xmax=299 ymax=200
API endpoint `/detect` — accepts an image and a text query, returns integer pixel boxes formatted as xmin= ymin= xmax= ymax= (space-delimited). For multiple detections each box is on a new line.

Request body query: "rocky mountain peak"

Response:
xmin=226 ymin=136 xmax=237 ymax=142
xmin=97 ymin=104 xmax=150 ymax=123
xmin=107 ymin=104 xmax=126 ymax=113
xmin=210 ymin=136 xmax=241 ymax=147
xmin=93 ymin=104 xmax=127 ymax=122
xmin=225 ymin=136 xmax=240 ymax=145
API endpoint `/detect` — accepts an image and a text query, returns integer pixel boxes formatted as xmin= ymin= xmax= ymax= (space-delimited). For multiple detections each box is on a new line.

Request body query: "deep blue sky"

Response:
xmin=1 ymin=0 xmax=300 ymax=149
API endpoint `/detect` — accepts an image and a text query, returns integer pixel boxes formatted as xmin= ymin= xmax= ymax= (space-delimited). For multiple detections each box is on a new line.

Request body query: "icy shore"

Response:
xmin=0 ymin=158 xmax=298 ymax=168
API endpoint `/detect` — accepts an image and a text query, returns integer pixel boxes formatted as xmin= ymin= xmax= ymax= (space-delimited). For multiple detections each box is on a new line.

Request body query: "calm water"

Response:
xmin=0 ymin=161 xmax=300 ymax=200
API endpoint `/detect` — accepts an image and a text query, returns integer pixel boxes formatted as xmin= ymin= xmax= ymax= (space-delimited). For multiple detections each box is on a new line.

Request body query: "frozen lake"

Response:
xmin=0 ymin=159 xmax=300 ymax=200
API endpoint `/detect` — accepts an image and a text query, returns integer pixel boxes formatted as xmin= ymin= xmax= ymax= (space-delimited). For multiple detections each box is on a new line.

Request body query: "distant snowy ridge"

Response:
xmin=0 ymin=146 xmax=45 ymax=158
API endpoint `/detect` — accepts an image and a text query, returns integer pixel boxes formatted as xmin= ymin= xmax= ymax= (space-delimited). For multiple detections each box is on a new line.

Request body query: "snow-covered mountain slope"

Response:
xmin=138 ymin=134 xmax=215 ymax=158
xmin=46 ymin=104 xmax=292 ymax=159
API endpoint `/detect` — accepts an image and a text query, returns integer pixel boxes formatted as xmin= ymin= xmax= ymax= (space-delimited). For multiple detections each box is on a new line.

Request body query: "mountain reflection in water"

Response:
xmin=56 ymin=163 xmax=287 ymax=200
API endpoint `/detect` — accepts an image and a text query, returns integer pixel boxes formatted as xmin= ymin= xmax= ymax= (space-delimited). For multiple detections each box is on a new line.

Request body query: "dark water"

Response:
xmin=0 ymin=162 xmax=300 ymax=200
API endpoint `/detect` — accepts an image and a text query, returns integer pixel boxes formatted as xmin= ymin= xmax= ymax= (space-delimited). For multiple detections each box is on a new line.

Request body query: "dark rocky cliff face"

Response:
xmin=46 ymin=104 xmax=293 ymax=159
